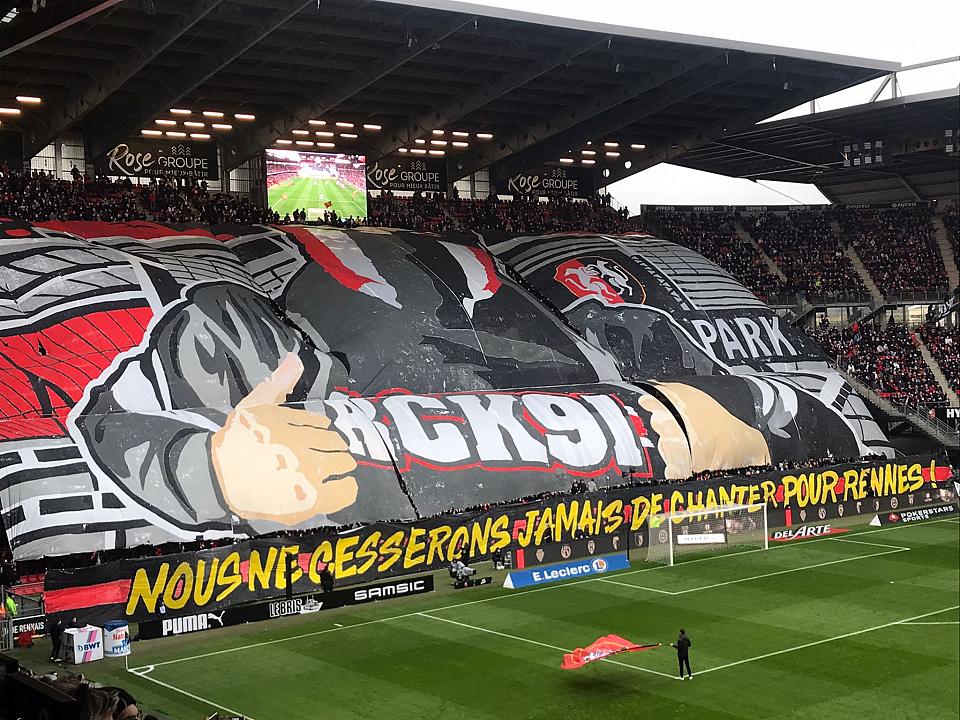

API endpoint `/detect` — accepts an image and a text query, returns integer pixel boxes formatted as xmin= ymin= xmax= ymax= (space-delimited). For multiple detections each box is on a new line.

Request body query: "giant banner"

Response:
xmin=43 ymin=454 xmax=952 ymax=626
xmin=0 ymin=221 xmax=898 ymax=561
xmin=95 ymin=138 xmax=219 ymax=180
xmin=484 ymin=231 xmax=892 ymax=462
xmin=366 ymin=156 xmax=447 ymax=193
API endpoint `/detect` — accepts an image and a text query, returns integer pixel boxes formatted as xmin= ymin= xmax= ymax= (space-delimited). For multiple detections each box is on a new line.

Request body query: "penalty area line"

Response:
xmin=696 ymin=605 xmax=960 ymax=676
xmin=413 ymin=612 xmax=678 ymax=680
xmin=127 ymin=666 xmax=256 ymax=719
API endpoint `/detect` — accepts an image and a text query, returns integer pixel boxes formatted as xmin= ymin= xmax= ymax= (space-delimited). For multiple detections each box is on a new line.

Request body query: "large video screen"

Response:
xmin=266 ymin=149 xmax=367 ymax=220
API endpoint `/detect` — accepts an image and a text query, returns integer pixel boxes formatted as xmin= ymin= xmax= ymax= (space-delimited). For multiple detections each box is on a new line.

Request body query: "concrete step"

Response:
xmin=734 ymin=219 xmax=786 ymax=280
xmin=917 ymin=336 xmax=960 ymax=406
xmin=932 ymin=215 xmax=959 ymax=290
xmin=843 ymin=245 xmax=885 ymax=305
xmin=840 ymin=370 xmax=959 ymax=448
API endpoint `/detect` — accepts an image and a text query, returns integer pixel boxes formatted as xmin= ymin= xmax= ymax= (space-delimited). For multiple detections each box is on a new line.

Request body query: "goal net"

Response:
xmin=645 ymin=503 xmax=768 ymax=566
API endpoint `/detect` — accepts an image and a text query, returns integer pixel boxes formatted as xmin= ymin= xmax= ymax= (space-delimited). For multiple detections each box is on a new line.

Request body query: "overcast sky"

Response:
xmin=394 ymin=0 xmax=959 ymax=208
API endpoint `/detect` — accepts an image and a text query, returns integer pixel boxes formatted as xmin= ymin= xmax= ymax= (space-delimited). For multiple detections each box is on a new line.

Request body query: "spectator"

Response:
xmin=811 ymin=322 xmax=946 ymax=408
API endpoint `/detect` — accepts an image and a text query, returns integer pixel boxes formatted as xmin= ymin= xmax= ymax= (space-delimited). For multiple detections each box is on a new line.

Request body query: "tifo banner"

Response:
xmin=503 ymin=552 xmax=630 ymax=589
xmin=42 ymin=452 xmax=953 ymax=625
xmin=366 ymin=156 xmax=446 ymax=193
xmin=484 ymin=230 xmax=892 ymax=461
xmin=494 ymin=165 xmax=595 ymax=198
xmin=95 ymin=138 xmax=219 ymax=180
xmin=137 ymin=575 xmax=434 ymax=640
xmin=0 ymin=221 xmax=905 ymax=561
xmin=780 ymin=478 xmax=958 ymax=528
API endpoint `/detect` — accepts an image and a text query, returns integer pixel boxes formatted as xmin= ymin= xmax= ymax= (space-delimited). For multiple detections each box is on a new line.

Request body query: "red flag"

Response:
xmin=561 ymin=635 xmax=661 ymax=670
xmin=323 ymin=201 xmax=333 ymax=208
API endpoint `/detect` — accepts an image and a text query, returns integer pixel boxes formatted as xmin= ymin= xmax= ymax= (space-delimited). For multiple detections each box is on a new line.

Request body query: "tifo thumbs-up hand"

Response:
xmin=211 ymin=353 xmax=358 ymax=525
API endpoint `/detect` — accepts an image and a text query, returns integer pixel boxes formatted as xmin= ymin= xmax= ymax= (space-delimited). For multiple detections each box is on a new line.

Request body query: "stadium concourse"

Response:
xmin=0 ymin=1 xmax=957 ymax=719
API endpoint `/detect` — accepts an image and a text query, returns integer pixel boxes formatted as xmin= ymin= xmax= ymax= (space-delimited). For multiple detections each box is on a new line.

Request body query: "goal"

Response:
xmin=645 ymin=503 xmax=768 ymax=566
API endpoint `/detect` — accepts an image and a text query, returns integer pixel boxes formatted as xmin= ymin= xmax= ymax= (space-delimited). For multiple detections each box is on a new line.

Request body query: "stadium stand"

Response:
xmin=0 ymin=171 xmax=145 ymax=222
xmin=840 ymin=206 xmax=949 ymax=297
xmin=811 ymin=322 xmax=946 ymax=408
xmin=744 ymin=210 xmax=868 ymax=303
xmin=919 ymin=323 xmax=960 ymax=395
xmin=943 ymin=203 xmax=959 ymax=271
xmin=644 ymin=209 xmax=786 ymax=302
xmin=366 ymin=192 xmax=630 ymax=234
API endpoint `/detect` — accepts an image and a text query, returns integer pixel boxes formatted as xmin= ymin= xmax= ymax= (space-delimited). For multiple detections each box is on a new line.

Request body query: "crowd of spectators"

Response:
xmin=0 ymin=168 xmax=145 ymax=222
xmin=645 ymin=209 xmax=785 ymax=301
xmin=943 ymin=202 xmax=959 ymax=270
xmin=840 ymin=206 xmax=948 ymax=295
xmin=919 ymin=323 xmax=960 ymax=395
xmin=366 ymin=191 xmax=631 ymax=234
xmin=366 ymin=191 xmax=454 ymax=231
xmin=811 ymin=320 xmax=946 ymax=408
xmin=745 ymin=210 xmax=868 ymax=302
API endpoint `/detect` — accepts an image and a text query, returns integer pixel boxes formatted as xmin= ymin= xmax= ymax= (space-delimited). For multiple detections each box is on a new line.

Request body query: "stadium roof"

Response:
xmin=671 ymin=88 xmax=960 ymax=203
xmin=0 ymin=0 xmax=897 ymax=182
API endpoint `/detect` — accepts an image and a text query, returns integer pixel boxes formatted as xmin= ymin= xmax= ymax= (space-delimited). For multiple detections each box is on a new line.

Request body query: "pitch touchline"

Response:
xmin=127 ymin=518 xmax=956 ymax=672
xmin=414 ymin=612 xmax=678 ymax=679
xmin=695 ymin=605 xmax=960 ymax=676
xmin=128 ymin=667 xmax=256 ymax=719
xmin=899 ymin=621 xmax=960 ymax=625
xmin=597 ymin=546 xmax=909 ymax=595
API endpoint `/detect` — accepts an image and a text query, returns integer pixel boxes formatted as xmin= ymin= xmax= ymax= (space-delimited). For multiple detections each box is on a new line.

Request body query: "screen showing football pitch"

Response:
xmin=266 ymin=149 xmax=368 ymax=220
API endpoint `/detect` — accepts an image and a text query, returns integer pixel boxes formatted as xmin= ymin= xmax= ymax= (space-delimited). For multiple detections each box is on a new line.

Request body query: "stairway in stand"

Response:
xmin=916 ymin=336 xmax=960 ymax=407
xmin=932 ymin=214 xmax=959 ymax=290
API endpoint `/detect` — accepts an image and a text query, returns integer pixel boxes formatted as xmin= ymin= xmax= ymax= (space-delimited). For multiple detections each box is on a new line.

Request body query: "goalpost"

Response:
xmin=645 ymin=503 xmax=768 ymax=566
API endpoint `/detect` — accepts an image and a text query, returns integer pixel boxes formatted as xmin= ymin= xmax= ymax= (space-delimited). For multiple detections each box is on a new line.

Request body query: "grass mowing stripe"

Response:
xmin=413 ymin=612 xmax=678 ymax=679
xmin=129 ymin=668 xmax=256 ymax=719
xmin=596 ymin=546 xmax=908 ymax=595
xmin=829 ymin=537 xmax=911 ymax=550
xmin=128 ymin=518 xmax=955 ymax=672
xmin=669 ymin=546 xmax=908 ymax=595
xmin=695 ymin=604 xmax=960 ymax=676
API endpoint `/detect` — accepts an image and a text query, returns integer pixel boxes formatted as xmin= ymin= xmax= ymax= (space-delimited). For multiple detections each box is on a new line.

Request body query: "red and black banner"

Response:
xmin=44 ymin=453 xmax=952 ymax=627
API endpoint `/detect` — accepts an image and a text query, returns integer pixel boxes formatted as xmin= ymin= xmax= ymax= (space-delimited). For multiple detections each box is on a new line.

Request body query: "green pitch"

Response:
xmin=268 ymin=177 xmax=367 ymax=220
xmin=16 ymin=518 xmax=959 ymax=719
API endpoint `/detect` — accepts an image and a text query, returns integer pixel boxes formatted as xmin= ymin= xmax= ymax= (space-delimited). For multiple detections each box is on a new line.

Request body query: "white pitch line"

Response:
xmin=898 ymin=621 xmax=960 ymax=625
xmin=598 ymin=546 xmax=908 ymax=596
xmin=128 ymin=667 xmax=256 ymax=719
xmin=414 ymin=612 xmax=678 ymax=679
xmin=829 ymin=537 xmax=910 ymax=551
xmin=669 ymin=548 xmax=909 ymax=595
xmin=695 ymin=605 xmax=960 ymax=676
xmin=598 ymin=578 xmax=677 ymax=594
xmin=128 ymin=518 xmax=958 ymax=672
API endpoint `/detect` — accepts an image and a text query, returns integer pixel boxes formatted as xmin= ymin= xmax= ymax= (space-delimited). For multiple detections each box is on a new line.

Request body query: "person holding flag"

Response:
xmin=672 ymin=629 xmax=693 ymax=679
